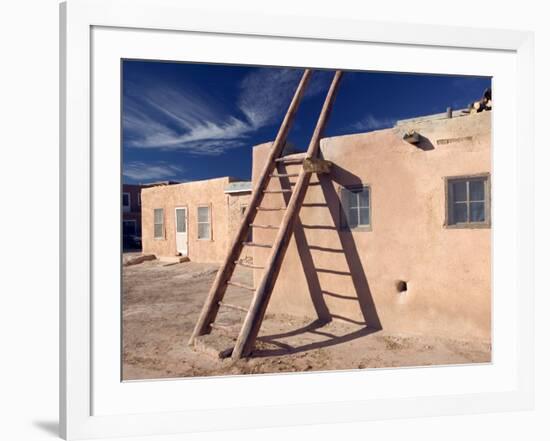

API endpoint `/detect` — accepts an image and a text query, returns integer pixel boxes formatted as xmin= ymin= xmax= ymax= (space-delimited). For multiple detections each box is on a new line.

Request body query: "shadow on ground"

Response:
xmin=254 ymin=318 xmax=379 ymax=357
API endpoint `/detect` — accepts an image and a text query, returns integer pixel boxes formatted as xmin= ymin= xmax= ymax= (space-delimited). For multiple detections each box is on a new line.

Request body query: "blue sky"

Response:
xmin=122 ymin=60 xmax=490 ymax=184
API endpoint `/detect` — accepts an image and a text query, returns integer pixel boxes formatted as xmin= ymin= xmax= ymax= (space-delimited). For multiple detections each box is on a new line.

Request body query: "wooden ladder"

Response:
xmin=189 ymin=69 xmax=343 ymax=359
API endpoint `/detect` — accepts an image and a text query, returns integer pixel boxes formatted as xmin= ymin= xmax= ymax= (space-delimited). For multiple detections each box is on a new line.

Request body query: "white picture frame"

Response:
xmin=60 ymin=0 xmax=534 ymax=439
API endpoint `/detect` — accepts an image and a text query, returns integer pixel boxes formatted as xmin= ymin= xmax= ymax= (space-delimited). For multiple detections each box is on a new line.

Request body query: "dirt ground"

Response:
xmin=122 ymin=257 xmax=491 ymax=380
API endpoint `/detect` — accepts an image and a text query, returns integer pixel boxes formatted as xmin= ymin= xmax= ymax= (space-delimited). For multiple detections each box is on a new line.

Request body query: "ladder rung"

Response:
xmin=270 ymin=173 xmax=299 ymax=178
xmin=234 ymin=260 xmax=264 ymax=270
xmin=264 ymin=189 xmax=292 ymax=193
xmin=242 ymin=241 xmax=272 ymax=248
xmin=218 ymin=301 xmax=248 ymax=313
xmin=209 ymin=322 xmax=232 ymax=331
xmin=250 ymin=224 xmax=279 ymax=229
xmin=275 ymin=157 xmax=304 ymax=164
xmin=256 ymin=206 xmax=286 ymax=211
xmin=227 ymin=280 xmax=256 ymax=291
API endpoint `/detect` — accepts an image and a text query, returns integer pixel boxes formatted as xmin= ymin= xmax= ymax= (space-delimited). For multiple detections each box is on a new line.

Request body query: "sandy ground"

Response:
xmin=122 ymin=257 xmax=491 ymax=380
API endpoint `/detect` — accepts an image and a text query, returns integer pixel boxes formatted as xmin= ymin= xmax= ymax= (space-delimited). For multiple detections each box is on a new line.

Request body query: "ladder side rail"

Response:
xmin=231 ymin=70 xmax=343 ymax=358
xmin=189 ymin=69 xmax=313 ymax=343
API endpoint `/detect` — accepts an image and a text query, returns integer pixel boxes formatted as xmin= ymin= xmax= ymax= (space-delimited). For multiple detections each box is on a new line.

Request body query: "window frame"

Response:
xmin=444 ymin=173 xmax=491 ymax=229
xmin=339 ymin=184 xmax=372 ymax=232
xmin=153 ymin=208 xmax=165 ymax=239
xmin=122 ymin=192 xmax=131 ymax=212
xmin=197 ymin=204 xmax=212 ymax=241
xmin=122 ymin=219 xmax=137 ymax=236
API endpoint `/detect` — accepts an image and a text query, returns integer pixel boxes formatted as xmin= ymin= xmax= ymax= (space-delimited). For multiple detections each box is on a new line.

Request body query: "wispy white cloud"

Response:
xmin=350 ymin=114 xmax=396 ymax=132
xmin=124 ymin=68 xmax=328 ymax=155
xmin=123 ymin=81 xmax=252 ymax=154
xmin=122 ymin=161 xmax=185 ymax=181
xmin=238 ymin=69 xmax=332 ymax=128
xmin=239 ymin=69 xmax=298 ymax=128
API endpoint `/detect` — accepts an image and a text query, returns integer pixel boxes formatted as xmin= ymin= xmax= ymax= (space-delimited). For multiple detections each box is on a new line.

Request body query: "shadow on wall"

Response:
xmin=276 ymin=166 xmax=331 ymax=322
xmin=252 ymin=161 xmax=381 ymax=357
xmin=413 ymin=134 xmax=435 ymax=151
xmin=324 ymin=163 xmax=382 ymax=330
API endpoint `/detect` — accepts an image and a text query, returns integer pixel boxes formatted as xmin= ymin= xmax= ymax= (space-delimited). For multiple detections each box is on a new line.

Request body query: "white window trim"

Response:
xmin=153 ymin=208 xmax=165 ymax=239
xmin=197 ymin=205 xmax=212 ymax=240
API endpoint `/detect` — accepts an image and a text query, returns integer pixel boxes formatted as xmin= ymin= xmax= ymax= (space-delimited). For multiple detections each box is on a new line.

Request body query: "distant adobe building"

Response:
xmin=122 ymin=181 xmax=179 ymax=250
xmin=252 ymin=110 xmax=491 ymax=341
xmin=122 ymin=184 xmax=144 ymax=249
xmin=141 ymin=178 xmax=252 ymax=262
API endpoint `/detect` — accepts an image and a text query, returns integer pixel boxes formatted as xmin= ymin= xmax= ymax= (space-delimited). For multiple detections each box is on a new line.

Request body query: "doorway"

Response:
xmin=175 ymin=207 xmax=188 ymax=256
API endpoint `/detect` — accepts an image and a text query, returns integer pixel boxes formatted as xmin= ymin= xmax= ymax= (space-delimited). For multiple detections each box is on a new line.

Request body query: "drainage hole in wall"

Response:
xmin=396 ymin=280 xmax=408 ymax=293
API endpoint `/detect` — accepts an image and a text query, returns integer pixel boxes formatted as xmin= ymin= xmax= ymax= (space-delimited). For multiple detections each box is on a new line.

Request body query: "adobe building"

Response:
xmin=141 ymin=177 xmax=252 ymax=263
xmin=122 ymin=184 xmax=144 ymax=249
xmin=251 ymin=110 xmax=491 ymax=341
xmin=122 ymin=181 xmax=181 ymax=249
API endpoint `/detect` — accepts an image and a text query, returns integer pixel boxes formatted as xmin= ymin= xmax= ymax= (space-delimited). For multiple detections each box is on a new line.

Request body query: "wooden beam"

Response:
xmin=256 ymin=206 xmax=286 ymax=211
xmin=231 ymin=70 xmax=343 ymax=359
xmin=234 ymin=260 xmax=264 ymax=270
xmin=226 ymin=281 xmax=255 ymax=291
xmin=270 ymin=173 xmax=299 ymax=178
xmin=242 ymin=241 xmax=272 ymax=248
xmin=302 ymin=158 xmax=332 ymax=174
xmin=249 ymin=224 xmax=279 ymax=230
xmin=218 ymin=301 xmax=248 ymax=313
xmin=188 ymin=69 xmax=312 ymax=344
xmin=274 ymin=156 xmax=305 ymax=164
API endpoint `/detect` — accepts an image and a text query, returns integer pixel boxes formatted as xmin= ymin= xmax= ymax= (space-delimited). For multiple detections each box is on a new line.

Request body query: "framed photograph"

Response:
xmin=60 ymin=0 xmax=534 ymax=439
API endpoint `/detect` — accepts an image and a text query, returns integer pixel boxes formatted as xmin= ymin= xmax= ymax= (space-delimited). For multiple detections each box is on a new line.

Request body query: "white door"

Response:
xmin=175 ymin=207 xmax=188 ymax=256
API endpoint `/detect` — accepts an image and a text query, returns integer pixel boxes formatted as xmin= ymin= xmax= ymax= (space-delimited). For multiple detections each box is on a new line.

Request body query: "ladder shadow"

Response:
xmin=253 ymin=318 xmax=379 ymax=357
xmin=318 ymin=163 xmax=382 ymax=331
xmin=250 ymin=162 xmax=381 ymax=358
xmin=277 ymin=164 xmax=332 ymax=322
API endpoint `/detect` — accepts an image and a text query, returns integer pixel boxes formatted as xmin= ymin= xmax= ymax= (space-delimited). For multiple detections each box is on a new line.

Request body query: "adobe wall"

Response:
xmin=227 ymin=192 xmax=253 ymax=262
xmin=141 ymin=177 xmax=252 ymax=263
xmin=252 ymin=111 xmax=491 ymax=341
xmin=141 ymin=177 xmax=231 ymax=263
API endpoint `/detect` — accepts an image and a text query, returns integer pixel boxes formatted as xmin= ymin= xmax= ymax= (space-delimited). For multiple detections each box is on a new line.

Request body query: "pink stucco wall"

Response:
xmin=141 ymin=177 xmax=251 ymax=263
xmin=252 ymin=111 xmax=492 ymax=340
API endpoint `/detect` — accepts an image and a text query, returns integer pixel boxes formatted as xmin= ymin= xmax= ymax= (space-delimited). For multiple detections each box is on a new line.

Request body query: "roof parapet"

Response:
xmin=395 ymin=108 xmax=469 ymax=127
xmin=224 ymin=181 xmax=252 ymax=194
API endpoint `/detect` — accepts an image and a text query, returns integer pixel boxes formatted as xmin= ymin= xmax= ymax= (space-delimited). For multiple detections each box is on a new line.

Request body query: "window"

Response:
xmin=340 ymin=185 xmax=371 ymax=230
xmin=122 ymin=220 xmax=136 ymax=236
xmin=153 ymin=208 xmax=164 ymax=239
xmin=122 ymin=192 xmax=131 ymax=212
xmin=137 ymin=192 xmax=141 ymax=206
xmin=446 ymin=175 xmax=490 ymax=227
xmin=197 ymin=206 xmax=211 ymax=240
